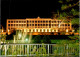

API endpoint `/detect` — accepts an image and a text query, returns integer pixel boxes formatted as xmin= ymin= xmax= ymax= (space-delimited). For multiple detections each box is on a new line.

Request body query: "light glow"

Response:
xmin=2 ymin=29 xmax=3 ymax=32
xmin=8 ymin=29 xmax=9 ymax=32
xmin=31 ymin=29 xmax=33 ymax=32
xmin=56 ymin=29 xmax=58 ymax=32
xmin=38 ymin=29 xmax=40 ymax=32
xmin=49 ymin=29 xmax=51 ymax=32
xmin=42 ymin=29 xmax=44 ymax=32
xmin=66 ymin=29 xmax=68 ymax=32
xmin=18 ymin=33 xmax=22 ymax=39
xmin=52 ymin=29 xmax=54 ymax=32
xmin=45 ymin=29 xmax=47 ymax=32
xmin=35 ymin=29 xmax=37 ymax=32
xmin=26 ymin=38 xmax=28 ymax=41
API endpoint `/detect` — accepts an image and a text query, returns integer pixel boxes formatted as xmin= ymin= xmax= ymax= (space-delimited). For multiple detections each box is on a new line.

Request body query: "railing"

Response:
xmin=0 ymin=44 xmax=79 ymax=56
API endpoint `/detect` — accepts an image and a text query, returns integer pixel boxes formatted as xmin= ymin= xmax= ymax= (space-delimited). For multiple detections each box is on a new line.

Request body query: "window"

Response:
xmin=19 ymin=24 xmax=21 ymax=26
xmin=35 ymin=21 xmax=37 ymax=23
xmin=43 ymin=21 xmax=45 ymax=23
xmin=46 ymin=24 xmax=48 ymax=26
xmin=49 ymin=21 xmax=51 ymax=23
xmin=16 ymin=24 xmax=18 ymax=26
xmin=38 ymin=21 xmax=40 ymax=23
xmin=65 ymin=24 xmax=67 ymax=26
xmin=43 ymin=24 xmax=45 ymax=26
xmin=35 ymin=24 xmax=37 ymax=26
xmin=11 ymin=24 xmax=13 ymax=26
xmin=8 ymin=21 xmax=10 ymax=23
xmin=46 ymin=21 xmax=48 ymax=23
xmin=32 ymin=21 xmax=34 ymax=23
xmin=8 ymin=24 xmax=10 ymax=26
xmin=41 ymin=21 xmax=42 ymax=23
xmin=68 ymin=24 xmax=70 ymax=26
xmin=32 ymin=24 xmax=34 ymax=26
xmin=30 ymin=21 xmax=31 ymax=23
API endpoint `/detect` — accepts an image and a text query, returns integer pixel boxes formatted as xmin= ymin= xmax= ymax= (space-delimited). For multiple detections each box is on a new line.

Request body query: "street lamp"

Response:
xmin=26 ymin=38 xmax=28 ymax=41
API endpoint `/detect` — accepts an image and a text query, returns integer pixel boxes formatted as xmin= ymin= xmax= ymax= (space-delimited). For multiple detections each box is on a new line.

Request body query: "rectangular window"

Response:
xmin=43 ymin=24 xmax=45 ymax=26
xmin=8 ymin=24 xmax=10 ymax=26
xmin=35 ymin=21 xmax=37 ymax=23
xmin=43 ymin=21 xmax=45 ymax=23
xmin=8 ymin=21 xmax=10 ymax=23
xmin=16 ymin=24 xmax=18 ymax=26
xmin=68 ymin=24 xmax=70 ymax=26
xmin=11 ymin=24 xmax=13 ymax=26
xmin=32 ymin=24 xmax=34 ymax=26
xmin=35 ymin=24 xmax=37 ymax=26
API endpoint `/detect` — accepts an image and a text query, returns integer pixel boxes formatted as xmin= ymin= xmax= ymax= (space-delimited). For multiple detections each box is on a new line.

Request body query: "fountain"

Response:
xmin=13 ymin=29 xmax=32 ymax=43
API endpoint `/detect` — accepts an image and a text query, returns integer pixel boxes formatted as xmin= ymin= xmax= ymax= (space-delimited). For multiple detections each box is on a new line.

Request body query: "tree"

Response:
xmin=42 ymin=35 xmax=51 ymax=43
xmin=33 ymin=35 xmax=41 ymax=43
xmin=1 ymin=34 xmax=7 ymax=44
xmin=57 ymin=0 xmax=79 ymax=32
xmin=57 ymin=0 xmax=79 ymax=42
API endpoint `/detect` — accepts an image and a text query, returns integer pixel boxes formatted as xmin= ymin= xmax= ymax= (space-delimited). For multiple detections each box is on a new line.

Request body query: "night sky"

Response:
xmin=1 ymin=0 xmax=61 ymax=29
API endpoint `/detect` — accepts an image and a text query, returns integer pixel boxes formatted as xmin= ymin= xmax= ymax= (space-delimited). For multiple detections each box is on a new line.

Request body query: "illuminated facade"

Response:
xmin=7 ymin=17 xmax=73 ymax=35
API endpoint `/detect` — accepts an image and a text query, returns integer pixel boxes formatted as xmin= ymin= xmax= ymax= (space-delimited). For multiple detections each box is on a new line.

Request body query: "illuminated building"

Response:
xmin=6 ymin=17 xmax=73 ymax=35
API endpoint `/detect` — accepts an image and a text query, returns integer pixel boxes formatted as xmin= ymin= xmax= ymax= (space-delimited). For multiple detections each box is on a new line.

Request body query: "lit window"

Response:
xmin=45 ymin=29 xmax=47 ymax=32
xmin=31 ymin=29 xmax=33 ymax=32
xmin=24 ymin=29 xmax=26 ymax=32
xmin=27 ymin=29 xmax=29 ymax=32
xmin=56 ymin=29 xmax=58 ymax=32
xmin=52 ymin=29 xmax=54 ymax=32
xmin=35 ymin=29 xmax=37 ymax=32
xmin=66 ymin=29 xmax=68 ymax=32
xmin=38 ymin=29 xmax=40 ymax=32
xmin=42 ymin=29 xmax=44 ymax=32
xmin=49 ymin=29 xmax=51 ymax=32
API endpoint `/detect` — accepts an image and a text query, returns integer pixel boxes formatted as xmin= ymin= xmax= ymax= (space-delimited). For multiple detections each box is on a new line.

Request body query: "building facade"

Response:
xmin=6 ymin=17 xmax=73 ymax=35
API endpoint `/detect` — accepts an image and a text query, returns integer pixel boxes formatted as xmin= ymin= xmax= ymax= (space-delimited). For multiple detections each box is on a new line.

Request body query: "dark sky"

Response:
xmin=1 ymin=0 xmax=61 ymax=29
